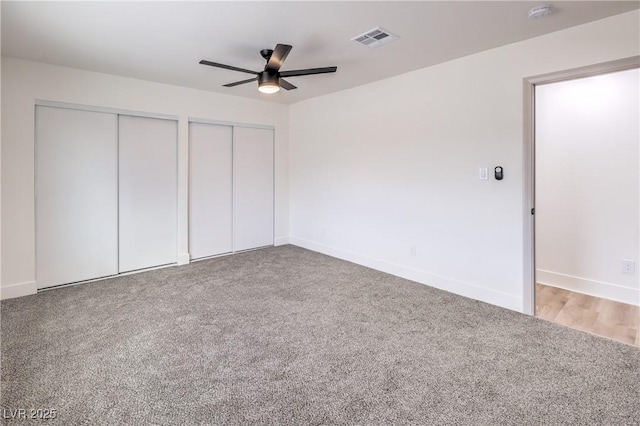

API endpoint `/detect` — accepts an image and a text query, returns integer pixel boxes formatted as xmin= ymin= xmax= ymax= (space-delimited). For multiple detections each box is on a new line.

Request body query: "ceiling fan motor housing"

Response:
xmin=258 ymin=69 xmax=281 ymax=93
xmin=258 ymin=70 xmax=280 ymax=86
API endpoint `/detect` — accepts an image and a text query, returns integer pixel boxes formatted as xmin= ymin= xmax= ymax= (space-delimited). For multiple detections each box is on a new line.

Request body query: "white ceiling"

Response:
xmin=2 ymin=1 xmax=638 ymax=104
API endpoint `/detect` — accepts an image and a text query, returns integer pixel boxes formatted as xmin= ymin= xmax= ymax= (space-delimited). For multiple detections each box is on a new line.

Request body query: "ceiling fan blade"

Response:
xmin=279 ymin=79 xmax=297 ymax=90
xmin=200 ymin=60 xmax=259 ymax=75
xmin=266 ymin=44 xmax=292 ymax=71
xmin=279 ymin=66 xmax=337 ymax=77
xmin=223 ymin=77 xmax=258 ymax=87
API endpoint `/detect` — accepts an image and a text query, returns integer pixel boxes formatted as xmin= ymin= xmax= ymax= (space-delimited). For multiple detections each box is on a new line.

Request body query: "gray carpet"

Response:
xmin=1 ymin=245 xmax=639 ymax=425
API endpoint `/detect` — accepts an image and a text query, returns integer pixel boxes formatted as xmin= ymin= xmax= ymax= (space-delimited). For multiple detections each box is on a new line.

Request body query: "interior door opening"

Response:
xmin=524 ymin=59 xmax=640 ymax=347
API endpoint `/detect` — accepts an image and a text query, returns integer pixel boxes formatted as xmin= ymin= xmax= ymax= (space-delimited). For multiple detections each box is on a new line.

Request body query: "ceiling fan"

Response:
xmin=199 ymin=44 xmax=337 ymax=94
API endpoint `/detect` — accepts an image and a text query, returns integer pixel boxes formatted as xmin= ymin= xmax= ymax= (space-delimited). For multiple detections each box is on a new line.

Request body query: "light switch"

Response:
xmin=479 ymin=168 xmax=488 ymax=180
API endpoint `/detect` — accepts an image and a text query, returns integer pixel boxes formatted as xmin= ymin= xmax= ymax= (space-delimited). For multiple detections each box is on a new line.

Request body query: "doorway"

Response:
xmin=523 ymin=57 xmax=640 ymax=346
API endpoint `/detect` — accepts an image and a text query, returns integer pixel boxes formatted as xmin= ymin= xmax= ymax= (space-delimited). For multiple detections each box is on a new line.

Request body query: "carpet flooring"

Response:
xmin=1 ymin=245 xmax=639 ymax=425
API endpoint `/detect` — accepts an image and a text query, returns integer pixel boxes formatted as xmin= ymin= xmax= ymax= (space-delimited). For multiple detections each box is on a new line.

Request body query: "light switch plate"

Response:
xmin=479 ymin=168 xmax=488 ymax=180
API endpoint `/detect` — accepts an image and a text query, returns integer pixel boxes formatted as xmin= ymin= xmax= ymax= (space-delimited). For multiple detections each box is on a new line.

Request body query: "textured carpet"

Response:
xmin=1 ymin=245 xmax=639 ymax=425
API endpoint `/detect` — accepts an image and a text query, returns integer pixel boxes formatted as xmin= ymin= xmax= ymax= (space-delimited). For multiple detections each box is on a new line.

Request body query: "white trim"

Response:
xmin=522 ymin=55 xmax=640 ymax=317
xmin=37 ymin=262 xmax=176 ymax=292
xmin=190 ymin=246 xmax=273 ymax=263
xmin=188 ymin=116 xmax=275 ymax=130
xmin=35 ymin=99 xmax=179 ymax=121
xmin=233 ymin=245 xmax=273 ymax=254
xmin=190 ymin=251 xmax=235 ymax=262
xmin=274 ymin=236 xmax=290 ymax=246
xmin=177 ymin=253 xmax=190 ymax=265
xmin=1 ymin=281 xmax=37 ymax=300
xmin=522 ymin=78 xmax=535 ymax=316
xmin=272 ymin=129 xmax=276 ymax=248
xmin=174 ymin=119 xmax=180 ymax=267
xmin=115 ymin=112 xmax=121 ymax=275
xmin=290 ymin=236 xmax=522 ymax=312
xmin=537 ymin=269 xmax=640 ymax=306
xmin=231 ymin=126 xmax=236 ymax=253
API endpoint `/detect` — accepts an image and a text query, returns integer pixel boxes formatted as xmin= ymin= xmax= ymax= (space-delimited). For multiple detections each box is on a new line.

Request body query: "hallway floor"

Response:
xmin=536 ymin=283 xmax=639 ymax=347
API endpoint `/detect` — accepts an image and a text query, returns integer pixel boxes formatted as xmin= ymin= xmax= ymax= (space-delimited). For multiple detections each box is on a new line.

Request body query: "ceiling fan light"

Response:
xmin=258 ymin=71 xmax=280 ymax=94
xmin=258 ymin=83 xmax=280 ymax=94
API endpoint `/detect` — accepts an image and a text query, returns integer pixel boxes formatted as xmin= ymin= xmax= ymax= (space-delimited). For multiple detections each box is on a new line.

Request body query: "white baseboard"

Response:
xmin=289 ymin=236 xmax=523 ymax=312
xmin=274 ymin=236 xmax=290 ymax=246
xmin=177 ymin=253 xmax=190 ymax=265
xmin=0 ymin=281 xmax=37 ymax=300
xmin=536 ymin=269 xmax=640 ymax=306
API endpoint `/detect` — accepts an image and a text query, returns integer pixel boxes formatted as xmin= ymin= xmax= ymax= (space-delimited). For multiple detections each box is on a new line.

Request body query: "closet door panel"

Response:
xmin=36 ymin=106 xmax=118 ymax=288
xmin=233 ymin=127 xmax=274 ymax=251
xmin=119 ymin=115 xmax=177 ymax=272
xmin=189 ymin=123 xmax=233 ymax=259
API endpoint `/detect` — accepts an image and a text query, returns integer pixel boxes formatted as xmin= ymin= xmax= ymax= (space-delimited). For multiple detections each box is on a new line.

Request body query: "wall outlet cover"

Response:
xmin=622 ymin=259 xmax=635 ymax=274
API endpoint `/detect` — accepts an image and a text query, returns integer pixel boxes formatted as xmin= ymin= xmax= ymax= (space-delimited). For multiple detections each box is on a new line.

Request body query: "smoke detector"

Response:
xmin=351 ymin=27 xmax=399 ymax=48
xmin=528 ymin=4 xmax=552 ymax=19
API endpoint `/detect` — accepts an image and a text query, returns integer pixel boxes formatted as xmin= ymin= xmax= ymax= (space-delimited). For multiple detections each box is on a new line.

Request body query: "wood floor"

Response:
xmin=536 ymin=283 xmax=639 ymax=347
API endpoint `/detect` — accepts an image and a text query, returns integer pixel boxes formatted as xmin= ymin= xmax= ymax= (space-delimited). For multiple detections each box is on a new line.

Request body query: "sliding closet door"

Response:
xmin=189 ymin=123 xmax=233 ymax=259
xmin=233 ymin=127 xmax=274 ymax=251
xmin=36 ymin=106 xmax=118 ymax=288
xmin=119 ymin=115 xmax=177 ymax=272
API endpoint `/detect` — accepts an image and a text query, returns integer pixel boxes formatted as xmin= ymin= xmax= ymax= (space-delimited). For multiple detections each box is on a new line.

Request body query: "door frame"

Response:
xmin=522 ymin=55 xmax=640 ymax=316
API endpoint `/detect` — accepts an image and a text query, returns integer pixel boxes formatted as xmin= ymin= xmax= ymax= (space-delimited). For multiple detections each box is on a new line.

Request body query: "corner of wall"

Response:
xmin=0 ymin=281 xmax=37 ymax=300
xmin=274 ymin=237 xmax=290 ymax=246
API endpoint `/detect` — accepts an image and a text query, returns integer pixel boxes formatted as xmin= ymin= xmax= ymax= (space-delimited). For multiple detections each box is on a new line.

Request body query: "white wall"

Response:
xmin=1 ymin=57 xmax=289 ymax=299
xmin=0 ymin=6 xmax=3 ymax=297
xmin=535 ymin=69 xmax=639 ymax=306
xmin=289 ymin=11 xmax=640 ymax=312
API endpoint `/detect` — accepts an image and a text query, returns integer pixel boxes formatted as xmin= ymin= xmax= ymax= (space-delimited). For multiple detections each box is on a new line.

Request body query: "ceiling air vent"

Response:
xmin=351 ymin=27 xmax=399 ymax=48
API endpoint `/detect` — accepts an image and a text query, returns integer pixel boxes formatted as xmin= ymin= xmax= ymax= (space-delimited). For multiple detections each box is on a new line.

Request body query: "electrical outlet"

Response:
xmin=622 ymin=260 xmax=635 ymax=274
xmin=410 ymin=246 xmax=417 ymax=258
